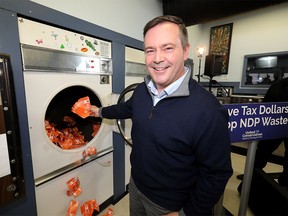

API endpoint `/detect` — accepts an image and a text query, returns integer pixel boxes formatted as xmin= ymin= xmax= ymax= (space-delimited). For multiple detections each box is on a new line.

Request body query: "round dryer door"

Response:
xmin=116 ymin=83 xmax=140 ymax=147
xmin=45 ymin=85 xmax=103 ymax=150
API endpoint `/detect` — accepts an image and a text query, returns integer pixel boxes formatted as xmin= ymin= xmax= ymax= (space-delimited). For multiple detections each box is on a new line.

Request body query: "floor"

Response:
xmin=99 ymin=152 xmax=283 ymax=216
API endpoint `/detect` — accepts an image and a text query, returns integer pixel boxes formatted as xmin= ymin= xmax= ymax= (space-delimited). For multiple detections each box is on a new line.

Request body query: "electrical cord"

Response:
xmin=200 ymin=74 xmax=230 ymax=96
xmin=210 ymin=79 xmax=230 ymax=97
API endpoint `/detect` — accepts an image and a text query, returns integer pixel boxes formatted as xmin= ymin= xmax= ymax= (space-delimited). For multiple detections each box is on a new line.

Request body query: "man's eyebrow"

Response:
xmin=145 ymin=43 xmax=175 ymax=50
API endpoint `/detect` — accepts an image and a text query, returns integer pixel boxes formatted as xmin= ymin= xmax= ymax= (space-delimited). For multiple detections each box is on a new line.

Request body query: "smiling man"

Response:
xmin=144 ymin=19 xmax=190 ymax=94
xmin=90 ymin=15 xmax=233 ymax=216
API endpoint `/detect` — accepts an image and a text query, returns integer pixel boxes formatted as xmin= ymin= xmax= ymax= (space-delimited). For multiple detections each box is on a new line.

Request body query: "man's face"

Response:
xmin=144 ymin=22 xmax=190 ymax=92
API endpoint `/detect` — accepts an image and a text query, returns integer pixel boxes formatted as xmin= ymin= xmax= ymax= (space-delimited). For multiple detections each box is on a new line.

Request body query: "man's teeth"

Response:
xmin=155 ymin=67 xmax=166 ymax=71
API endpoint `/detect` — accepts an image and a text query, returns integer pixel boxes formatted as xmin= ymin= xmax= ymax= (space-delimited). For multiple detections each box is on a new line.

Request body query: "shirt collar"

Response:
xmin=147 ymin=67 xmax=189 ymax=96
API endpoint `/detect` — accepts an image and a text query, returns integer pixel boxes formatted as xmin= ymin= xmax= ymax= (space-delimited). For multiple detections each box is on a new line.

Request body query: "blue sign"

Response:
xmin=224 ymin=102 xmax=288 ymax=143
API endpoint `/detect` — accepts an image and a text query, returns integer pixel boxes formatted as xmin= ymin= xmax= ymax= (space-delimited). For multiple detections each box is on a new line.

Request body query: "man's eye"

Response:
xmin=145 ymin=50 xmax=154 ymax=54
xmin=164 ymin=47 xmax=173 ymax=52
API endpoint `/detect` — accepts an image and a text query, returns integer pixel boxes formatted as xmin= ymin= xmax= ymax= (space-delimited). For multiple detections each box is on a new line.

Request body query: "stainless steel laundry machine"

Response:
xmin=18 ymin=18 xmax=114 ymax=215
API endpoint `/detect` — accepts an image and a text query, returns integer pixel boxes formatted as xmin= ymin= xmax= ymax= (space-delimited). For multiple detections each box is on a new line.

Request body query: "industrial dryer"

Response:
xmin=18 ymin=18 xmax=114 ymax=215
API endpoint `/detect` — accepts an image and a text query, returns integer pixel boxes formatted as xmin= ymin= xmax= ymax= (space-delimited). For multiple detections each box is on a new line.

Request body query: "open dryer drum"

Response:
xmin=45 ymin=85 xmax=102 ymax=150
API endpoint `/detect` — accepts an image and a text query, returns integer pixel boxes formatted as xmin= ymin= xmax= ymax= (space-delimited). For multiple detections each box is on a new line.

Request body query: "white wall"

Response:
xmin=30 ymin=0 xmax=163 ymax=41
xmin=188 ymin=2 xmax=288 ymax=87
xmin=30 ymin=0 xmax=288 ymax=88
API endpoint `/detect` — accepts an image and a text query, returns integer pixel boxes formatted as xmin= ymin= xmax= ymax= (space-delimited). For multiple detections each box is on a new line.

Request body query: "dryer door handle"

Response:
xmin=116 ymin=83 xmax=140 ymax=147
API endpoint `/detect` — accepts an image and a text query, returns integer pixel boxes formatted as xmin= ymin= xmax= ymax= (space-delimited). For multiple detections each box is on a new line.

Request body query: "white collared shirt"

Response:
xmin=147 ymin=67 xmax=189 ymax=106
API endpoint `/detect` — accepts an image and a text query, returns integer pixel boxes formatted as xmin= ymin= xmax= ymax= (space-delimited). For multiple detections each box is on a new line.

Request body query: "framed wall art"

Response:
xmin=209 ymin=23 xmax=233 ymax=74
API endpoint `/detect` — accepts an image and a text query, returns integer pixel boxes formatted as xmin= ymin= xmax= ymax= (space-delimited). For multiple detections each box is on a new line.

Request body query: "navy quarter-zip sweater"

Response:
xmin=101 ymin=70 xmax=233 ymax=215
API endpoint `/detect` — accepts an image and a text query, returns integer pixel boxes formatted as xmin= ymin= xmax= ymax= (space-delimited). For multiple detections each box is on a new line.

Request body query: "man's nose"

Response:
xmin=154 ymin=50 xmax=164 ymax=62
